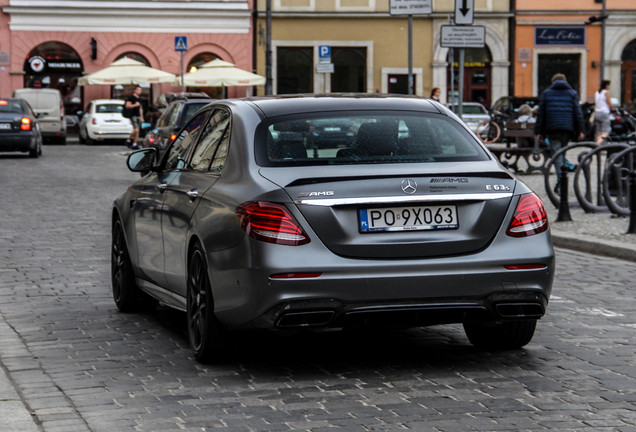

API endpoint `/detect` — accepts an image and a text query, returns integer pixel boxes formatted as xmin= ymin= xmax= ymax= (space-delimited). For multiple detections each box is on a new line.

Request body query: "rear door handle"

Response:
xmin=186 ymin=189 xmax=199 ymax=199
xmin=157 ymin=183 xmax=168 ymax=192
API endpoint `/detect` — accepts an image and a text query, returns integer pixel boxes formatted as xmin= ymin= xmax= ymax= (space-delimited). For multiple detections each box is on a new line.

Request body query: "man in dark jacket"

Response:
xmin=535 ymin=73 xmax=585 ymax=185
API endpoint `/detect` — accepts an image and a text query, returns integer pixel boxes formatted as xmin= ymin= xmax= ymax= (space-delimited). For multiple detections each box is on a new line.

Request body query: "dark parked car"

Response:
xmin=0 ymin=98 xmax=43 ymax=158
xmin=112 ymin=95 xmax=555 ymax=363
xmin=141 ymin=98 xmax=211 ymax=151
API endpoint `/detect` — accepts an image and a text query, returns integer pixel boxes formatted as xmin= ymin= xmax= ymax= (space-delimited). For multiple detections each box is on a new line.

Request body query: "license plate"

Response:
xmin=359 ymin=205 xmax=458 ymax=232
xmin=0 ymin=123 xmax=11 ymax=129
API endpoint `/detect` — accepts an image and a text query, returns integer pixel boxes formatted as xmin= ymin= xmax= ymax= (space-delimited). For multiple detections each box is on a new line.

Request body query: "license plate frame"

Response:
xmin=0 ymin=123 xmax=11 ymax=130
xmin=359 ymin=204 xmax=459 ymax=233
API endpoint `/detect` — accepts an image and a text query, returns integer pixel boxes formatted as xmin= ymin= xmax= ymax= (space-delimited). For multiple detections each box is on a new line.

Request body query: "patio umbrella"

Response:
xmin=178 ymin=59 xmax=265 ymax=87
xmin=78 ymin=57 xmax=176 ymax=86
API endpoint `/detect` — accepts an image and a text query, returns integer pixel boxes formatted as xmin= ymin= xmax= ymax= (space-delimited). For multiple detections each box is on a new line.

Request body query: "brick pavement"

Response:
xmin=0 ymin=144 xmax=635 ymax=431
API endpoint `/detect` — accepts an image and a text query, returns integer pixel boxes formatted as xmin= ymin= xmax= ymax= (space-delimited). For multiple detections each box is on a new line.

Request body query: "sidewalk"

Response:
xmin=517 ymin=172 xmax=636 ymax=262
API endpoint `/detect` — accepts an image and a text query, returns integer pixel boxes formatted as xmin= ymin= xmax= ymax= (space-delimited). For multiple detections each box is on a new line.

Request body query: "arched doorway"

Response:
xmin=446 ymin=47 xmax=492 ymax=107
xmin=186 ymin=52 xmax=224 ymax=99
xmin=621 ymin=40 xmax=636 ymax=108
xmin=24 ymin=41 xmax=84 ymax=119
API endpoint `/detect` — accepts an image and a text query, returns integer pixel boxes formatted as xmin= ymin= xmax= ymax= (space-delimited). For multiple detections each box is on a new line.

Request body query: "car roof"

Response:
xmin=92 ymin=99 xmax=124 ymax=104
xmin=236 ymin=94 xmax=443 ymax=118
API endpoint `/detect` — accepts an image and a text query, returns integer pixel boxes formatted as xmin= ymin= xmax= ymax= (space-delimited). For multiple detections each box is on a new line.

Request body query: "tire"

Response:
xmin=187 ymin=243 xmax=229 ymax=363
xmin=111 ymin=218 xmax=157 ymax=312
xmin=463 ymin=319 xmax=537 ymax=349
xmin=28 ymin=141 xmax=39 ymax=158
xmin=78 ymin=129 xmax=86 ymax=144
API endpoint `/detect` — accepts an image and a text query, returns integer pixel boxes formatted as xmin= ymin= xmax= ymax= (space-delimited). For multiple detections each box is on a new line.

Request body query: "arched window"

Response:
xmin=277 ymin=47 xmax=313 ymax=94
xmin=111 ymin=53 xmax=152 ymax=106
xmin=331 ymin=47 xmax=366 ymax=93
xmin=24 ymin=42 xmax=84 ymax=117
xmin=621 ymin=40 xmax=636 ymax=107
xmin=185 ymin=52 xmax=223 ymax=99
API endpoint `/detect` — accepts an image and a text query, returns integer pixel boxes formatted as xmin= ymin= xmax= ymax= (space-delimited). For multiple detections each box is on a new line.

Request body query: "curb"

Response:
xmin=552 ymin=232 xmax=636 ymax=262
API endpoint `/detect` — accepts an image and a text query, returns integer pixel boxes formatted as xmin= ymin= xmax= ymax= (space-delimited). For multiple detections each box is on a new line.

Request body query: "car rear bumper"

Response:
xmin=208 ymin=233 xmax=555 ymax=330
xmin=0 ymin=134 xmax=36 ymax=152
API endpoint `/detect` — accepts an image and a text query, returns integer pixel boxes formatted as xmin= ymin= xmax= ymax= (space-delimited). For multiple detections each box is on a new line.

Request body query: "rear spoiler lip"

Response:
xmin=294 ymin=192 xmax=513 ymax=206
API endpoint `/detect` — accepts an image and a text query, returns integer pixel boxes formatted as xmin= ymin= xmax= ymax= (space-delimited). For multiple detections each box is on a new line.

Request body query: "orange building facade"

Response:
xmin=514 ymin=0 xmax=636 ymax=105
xmin=0 ymin=0 xmax=256 ymax=117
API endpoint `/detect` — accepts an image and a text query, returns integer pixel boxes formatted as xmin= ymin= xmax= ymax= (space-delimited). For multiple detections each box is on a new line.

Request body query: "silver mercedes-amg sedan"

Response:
xmin=111 ymin=95 xmax=555 ymax=363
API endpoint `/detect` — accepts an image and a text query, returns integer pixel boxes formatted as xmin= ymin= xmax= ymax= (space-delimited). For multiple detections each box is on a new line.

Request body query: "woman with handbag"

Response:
xmin=594 ymin=80 xmax=613 ymax=145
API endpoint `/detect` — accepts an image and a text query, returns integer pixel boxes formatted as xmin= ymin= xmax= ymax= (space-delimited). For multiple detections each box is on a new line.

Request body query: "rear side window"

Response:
xmin=0 ymin=100 xmax=25 ymax=113
xmin=182 ymin=103 xmax=209 ymax=125
xmin=255 ymin=112 xmax=489 ymax=167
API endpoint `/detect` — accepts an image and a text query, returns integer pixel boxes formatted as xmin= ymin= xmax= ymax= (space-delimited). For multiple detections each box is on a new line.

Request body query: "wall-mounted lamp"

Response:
xmin=591 ymin=61 xmax=599 ymax=68
xmin=90 ymin=38 xmax=97 ymax=60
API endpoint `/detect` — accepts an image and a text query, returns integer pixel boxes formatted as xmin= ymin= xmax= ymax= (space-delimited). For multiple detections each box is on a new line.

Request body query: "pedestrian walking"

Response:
xmin=125 ymin=86 xmax=144 ymax=148
xmin=594 ymin=80 xmax=613 ymax=145
xmin=535 ymin=73 xmax=585 ymax=190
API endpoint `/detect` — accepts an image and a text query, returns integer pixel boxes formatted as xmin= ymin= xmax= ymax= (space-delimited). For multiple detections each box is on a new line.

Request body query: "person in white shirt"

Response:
xmin=594 ymin=80 xmax=613 ymax=145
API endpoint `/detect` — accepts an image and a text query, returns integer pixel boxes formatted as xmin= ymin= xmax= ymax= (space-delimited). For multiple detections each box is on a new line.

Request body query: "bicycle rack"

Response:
xmin=543 ymin=142 xmax=597 ymax=209
xmin=573 ymin=143 xmax=630 ymax=213
xmin=602 ymin=146 xmax=636 ymax=217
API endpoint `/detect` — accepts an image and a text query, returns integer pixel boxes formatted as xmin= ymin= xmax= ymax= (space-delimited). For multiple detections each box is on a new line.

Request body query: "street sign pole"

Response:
xmin=181 ymin=52 xmax=185 ymax=94
xmin=408 ymin=14 xmax=413 ymax=95
xmin=389 ymin=0 xmax=432 ymax=96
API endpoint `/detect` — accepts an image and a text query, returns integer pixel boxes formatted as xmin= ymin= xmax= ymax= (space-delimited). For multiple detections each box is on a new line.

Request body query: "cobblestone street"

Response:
xmin=1 ymin=145 xmax=635 ymax=431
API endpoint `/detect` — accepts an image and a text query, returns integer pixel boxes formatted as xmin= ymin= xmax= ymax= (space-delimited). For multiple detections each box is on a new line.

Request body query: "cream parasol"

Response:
xmin=78 ymin=57 xmax=176 ymax=86
xmin=177 ymin=59 xmax=265 ymax=87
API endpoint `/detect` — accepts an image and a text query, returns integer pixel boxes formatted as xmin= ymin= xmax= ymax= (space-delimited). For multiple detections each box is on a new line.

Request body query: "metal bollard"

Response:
xmin=628 ymin=169 xmax=636 ymax=234
xmin=556 ymin=169 xmax=572 ymax=222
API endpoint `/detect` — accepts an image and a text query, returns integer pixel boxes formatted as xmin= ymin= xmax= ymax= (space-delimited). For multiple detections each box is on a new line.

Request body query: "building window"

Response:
xmin=537 ymin=53 xmax=581 ymax=95
xmin=277 ymin=47 xmax=313 ymax=94
xmin=331 ymin=47 xmax=366 ymax=93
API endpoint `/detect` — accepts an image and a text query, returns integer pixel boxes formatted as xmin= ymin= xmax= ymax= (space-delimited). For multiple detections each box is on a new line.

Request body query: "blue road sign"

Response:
xmin=175 ymin=36 xmax=188 ymax=52
xmin=318 ymin=45 xmax=331 ymax=59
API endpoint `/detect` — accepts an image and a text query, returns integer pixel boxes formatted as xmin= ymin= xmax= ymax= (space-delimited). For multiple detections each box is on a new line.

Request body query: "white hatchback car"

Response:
xmin=79 ymin=99 xmax=133 ymax=144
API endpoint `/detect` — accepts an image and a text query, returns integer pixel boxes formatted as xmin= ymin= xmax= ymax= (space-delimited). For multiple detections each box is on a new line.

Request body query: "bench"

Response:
xmin=486 ymin=121 xmax=549 ymax=174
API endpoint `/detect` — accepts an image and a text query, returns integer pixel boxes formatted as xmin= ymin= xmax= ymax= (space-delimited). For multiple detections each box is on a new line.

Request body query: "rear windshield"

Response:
xmin=255 ymin=112 xmax=489 ymax=167
xmin=96 ymin=104 xmax=123 ymax=114
xmin=0 ymin=100 xmax=25 ymax=113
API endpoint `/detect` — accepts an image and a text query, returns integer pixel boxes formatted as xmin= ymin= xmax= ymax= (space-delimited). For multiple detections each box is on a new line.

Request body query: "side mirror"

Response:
xmin=127 ymin=148 xmax=158 ymax=175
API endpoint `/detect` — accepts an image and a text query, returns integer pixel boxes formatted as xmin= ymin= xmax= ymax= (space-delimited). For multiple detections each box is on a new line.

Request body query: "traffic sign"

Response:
xmin=318 ymin=45 xmax=331 ymax=63
xmin=440 ymin=25 xmax=485 ymax=48
xmin=389 ymin=0 xmax=432 ymax=16
xmin=174 ymin=36 xmax=188 ymax=52
xmin=316 ymin=63 xmax=334 ymax=74
xmin=454 ymin=0 xmax=474 ymax=25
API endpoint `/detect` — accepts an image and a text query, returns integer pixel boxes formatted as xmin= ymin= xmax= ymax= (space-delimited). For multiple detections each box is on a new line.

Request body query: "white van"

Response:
xmin=13 ymin=88 xmax=67 ymax=144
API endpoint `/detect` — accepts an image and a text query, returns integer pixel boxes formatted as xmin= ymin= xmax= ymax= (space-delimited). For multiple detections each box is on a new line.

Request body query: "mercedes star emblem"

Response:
xmin=401 ymin=179 xmax=417 ymax=194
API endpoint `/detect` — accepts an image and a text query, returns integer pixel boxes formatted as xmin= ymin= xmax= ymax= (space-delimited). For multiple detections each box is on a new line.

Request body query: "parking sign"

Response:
xmin=318 ymin=45 xmax=331 ymax=63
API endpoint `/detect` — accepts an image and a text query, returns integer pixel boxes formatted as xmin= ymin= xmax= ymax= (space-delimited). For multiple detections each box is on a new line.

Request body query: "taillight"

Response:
xmin=91 ymin=118 xmax=97 ymax=125
xmin=20 ymin=117 xmax=32 ymax=131
xmin=506 ymin=193 xmax=548 ymax=237
xmin=236 ymin=202 xmax=310 ymax=246
xmin=170 ymin=134 xmax=177 ymax=142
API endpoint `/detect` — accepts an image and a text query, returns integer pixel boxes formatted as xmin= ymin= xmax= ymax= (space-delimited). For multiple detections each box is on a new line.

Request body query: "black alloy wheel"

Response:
xmin=187 ymin=243 xmax=228 ymax=363
xmin=111 ymin=218 xmax=156 ymax=312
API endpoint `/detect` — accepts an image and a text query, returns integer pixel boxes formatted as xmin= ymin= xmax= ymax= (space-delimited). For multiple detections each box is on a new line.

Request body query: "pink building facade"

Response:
xmin=0 ymin=0 xmax=255 ymax=115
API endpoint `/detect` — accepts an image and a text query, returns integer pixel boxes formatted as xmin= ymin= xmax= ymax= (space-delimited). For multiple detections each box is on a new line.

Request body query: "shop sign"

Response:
xmin=27 ymin=56 xmax=82 ymax=73
xmin=535 ymin=27 xmax=586 ymax=46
